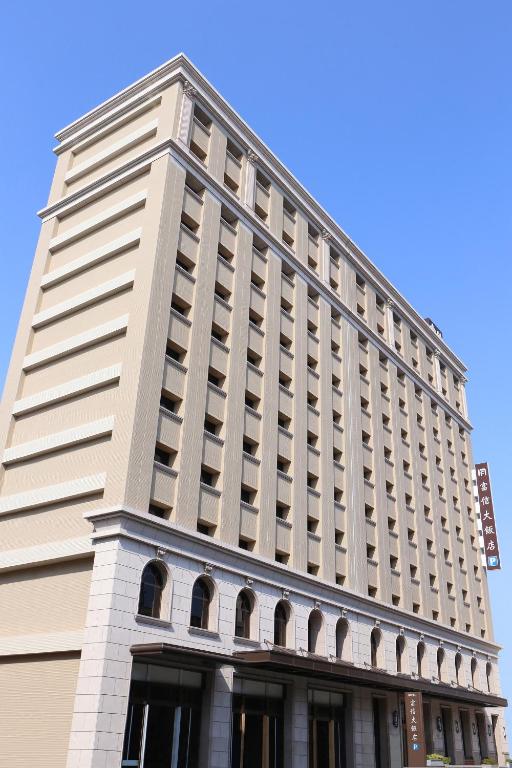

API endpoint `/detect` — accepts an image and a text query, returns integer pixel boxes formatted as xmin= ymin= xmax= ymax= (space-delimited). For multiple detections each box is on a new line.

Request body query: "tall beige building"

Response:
xmin=0 ymin=54 xmax=507 ymax=768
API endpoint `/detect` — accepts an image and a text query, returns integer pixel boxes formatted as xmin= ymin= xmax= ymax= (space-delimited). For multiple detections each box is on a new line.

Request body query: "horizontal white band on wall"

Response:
xmin=41 ymin=228 xmax=142 ymax=288
xmin=65 ymin=119 xmax=159 ymax=183
xmin=56 ymin=93 xmax=162 ymax=155
xmin=0 ymin=473 xmax=107 ymax=516
xmin=23 ymin=314 xmax=129 ymax=371
xmin=3 ymin=416 xmax=115 ymax=465
xmin=13 ymin=364 xmax=122 ymax=416
xmin=48 ymin=189 xmax=147 ymax=252
xmin=33 ymin=270 xmax=135 ymax=328
xmin=0 ymin=630 xmax=84 ymax=657
xmin=0 ymin=536 xmax=93 ymax=572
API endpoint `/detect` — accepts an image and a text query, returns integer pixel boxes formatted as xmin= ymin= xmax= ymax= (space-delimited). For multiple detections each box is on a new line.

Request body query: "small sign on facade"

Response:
xmin=475 ymin=462 xmax=501 ymax=571
xmin=404 ymin=692 xmax=426 ymax=767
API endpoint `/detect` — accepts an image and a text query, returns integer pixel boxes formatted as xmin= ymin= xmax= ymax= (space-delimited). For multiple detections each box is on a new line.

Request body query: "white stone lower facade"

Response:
xmin=65 ymin=508 xmax=507 ymax=768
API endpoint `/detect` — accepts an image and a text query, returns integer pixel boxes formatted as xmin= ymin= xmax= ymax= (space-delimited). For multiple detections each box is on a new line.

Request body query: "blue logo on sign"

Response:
xmin=412 ymin=744 xmax=420 ymax=751
xmin=488 ymin=556 xmax=499 ymax=567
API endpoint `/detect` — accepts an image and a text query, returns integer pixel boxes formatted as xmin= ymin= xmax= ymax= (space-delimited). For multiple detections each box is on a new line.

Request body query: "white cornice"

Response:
xmin=50 ymin=54 xmax=467 ymax=374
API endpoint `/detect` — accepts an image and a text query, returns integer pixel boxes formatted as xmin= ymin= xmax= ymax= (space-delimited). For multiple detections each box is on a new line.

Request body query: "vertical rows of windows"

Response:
xmin=171 ymin=100 xmax=484 ymax=631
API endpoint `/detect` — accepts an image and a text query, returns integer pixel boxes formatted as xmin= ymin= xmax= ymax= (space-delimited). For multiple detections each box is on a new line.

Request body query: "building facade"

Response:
xmin=0 ymin=54 xmax=507 ymax=768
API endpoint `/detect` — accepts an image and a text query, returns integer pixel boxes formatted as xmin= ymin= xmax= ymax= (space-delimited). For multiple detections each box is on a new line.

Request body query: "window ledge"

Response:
xmin=233 ymin=635 xmax=261 ymax=648
xmin=136 ymin=614 xmax=173 ymax=629
xmin=188 ymin=626 xmax=220 ymax=640
xmin=159 ymin=406 xmax=183 ymax=424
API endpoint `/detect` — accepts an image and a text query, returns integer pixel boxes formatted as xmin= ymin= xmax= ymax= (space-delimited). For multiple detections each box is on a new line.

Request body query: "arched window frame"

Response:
xmin=437 ymin=647 xmax=445 ymax=681
xmin=396 ymin=635 xmax=406 ymax=673
xmin=190 ymin=575 xmax=215 ymax=630
xmin=486 ymin=661 xmax=493 ymax=693
xmin=370 ymin=628 xmax=382 ymax=668
xmin=455 ymin=652 xmax=463 ymax=685
xmin=137 ymin=560 xmax=168 ymax=619
xmin=307 ymin=609 xmax=324 ymax=655
xmin=471 ymin=656 xmax=478 ymax=688
xmin=234 ymin=588 xmax=255 ymax=640
xmin=273 ymin=600 xmax=291 ymax=648
xmin=335 ymin=618 xmax=351 ymax=661
xmin=417 ymin=641 xmax=426 ymax=677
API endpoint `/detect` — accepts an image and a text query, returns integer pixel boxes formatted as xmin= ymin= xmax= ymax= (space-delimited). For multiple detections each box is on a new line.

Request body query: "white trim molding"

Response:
xmin=33 ymin=270 xmax=135 ymax=328
xmin=2 ymin=417 xmax=115 ymax=465
xmin=0 ymin=474 xmax=107 ymax=516
xmin=65 ymin=119 xmax=158 ymax=184
xmin=13 ymin=364 xmax=122 ymax=416
xmin=0 ymin=536 xmax=93 ymax=572
xmin=41 ymin=229 xmax=142 ymax=288
xmin=23 ymin=314 xmax=129 ymax=371
xmin=0 ymin=630 xmax=84 ymax=657
xmin=48 ymin=190 xmax=147 ymax=252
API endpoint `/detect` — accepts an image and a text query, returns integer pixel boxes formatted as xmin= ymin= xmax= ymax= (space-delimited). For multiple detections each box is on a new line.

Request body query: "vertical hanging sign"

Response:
xmin=404 ymin=692 xmax=426 ymax=767
xmin=475 ymin=463 xmax=501 ymax=571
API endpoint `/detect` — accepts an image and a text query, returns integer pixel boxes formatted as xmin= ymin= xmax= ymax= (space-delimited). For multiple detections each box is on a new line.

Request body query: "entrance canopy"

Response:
xmin=130 ymin=643 xmax=507 ymax=710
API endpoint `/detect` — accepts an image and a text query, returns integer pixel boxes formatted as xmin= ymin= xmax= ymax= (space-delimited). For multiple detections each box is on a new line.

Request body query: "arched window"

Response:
xmin=455 ymin=652 xmax=462 ymax=684
xmin=235 ymin=589 xmax=253 ymax=639
xmin=486 ymin=662 xmax=492 ymax=693
xmin=396 ymin=635 xmax=405 ymax=673
xmin=417 ymin=642 xmax=425 ymax=677
xmin=138 ymin=562 xmax=166 ymax=618
xmin=437 ymin=648 xmax=445 ymax=681
xmin=308 ymin=609 xmax=323 ymax=654
xmin=471 ymin=656 xmax=477 ymax=688
xmin=274 ymin=600 xmax=289 ymax=647
xmin=336 ymin=618 xmax=349 ymax=659
xmin=370 ymin=628 xmax=381 ymax=668
xmin=190 ymin=577 xmax=212 ymax=629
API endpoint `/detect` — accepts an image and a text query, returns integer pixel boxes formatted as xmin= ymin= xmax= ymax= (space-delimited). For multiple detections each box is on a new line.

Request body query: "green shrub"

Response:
xmin=426 ymin=755 xmax=451 ymax=765
xmin=482 ymin=759 xmax=498 ymax=765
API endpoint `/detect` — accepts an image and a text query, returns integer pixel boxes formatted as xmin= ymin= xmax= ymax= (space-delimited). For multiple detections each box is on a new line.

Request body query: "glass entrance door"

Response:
xmin=308 ymin=690 xmax=346 ymax=768
xmin=372 ymin=698 xmax=390 ymax=768
xmin=231 ymin=679 xmax=284 ymax=768
xmin=475 ymin=712 xmax=489 ymax=761
xmin=441 ymin=707 xmax=455 ymax=765
xmin=121 ymin=666 xmax=202 ymax=768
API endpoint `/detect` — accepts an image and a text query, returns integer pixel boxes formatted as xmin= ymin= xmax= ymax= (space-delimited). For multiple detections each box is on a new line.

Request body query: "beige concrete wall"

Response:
xmin=0 ymin=652 xmax=81 ymax=767
xmin=0 ymin=559 xmax=92 ymax=636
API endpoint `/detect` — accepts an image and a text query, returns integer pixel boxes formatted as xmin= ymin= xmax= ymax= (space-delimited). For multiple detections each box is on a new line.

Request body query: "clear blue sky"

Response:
xmin=1 ymin=0 xmax=510 ymax=728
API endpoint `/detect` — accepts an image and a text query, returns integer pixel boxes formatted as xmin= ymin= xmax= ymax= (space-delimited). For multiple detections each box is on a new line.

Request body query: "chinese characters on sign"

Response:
xmin=475 ymin=463 xmax=501 ymax=571
xmin=404 ymin=692 xmax=426 ymax=767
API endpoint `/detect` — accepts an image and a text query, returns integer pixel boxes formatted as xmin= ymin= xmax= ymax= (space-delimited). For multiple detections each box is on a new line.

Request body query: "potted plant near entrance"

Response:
xmin=426 ymin=755 xmax=450 ymax=766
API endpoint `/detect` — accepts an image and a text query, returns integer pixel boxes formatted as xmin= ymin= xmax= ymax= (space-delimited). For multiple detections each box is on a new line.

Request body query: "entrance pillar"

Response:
xmin=284 ymin=678 xmax=308 ymax=768
xmin=202 ymin=665 xmax=234 ymax=768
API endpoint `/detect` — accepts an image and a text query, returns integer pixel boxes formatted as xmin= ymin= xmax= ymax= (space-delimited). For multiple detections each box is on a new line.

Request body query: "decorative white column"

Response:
xmin=177 ymin=80 xmax=197 ymax=146
xmin=386 ymin=298 xmax=395 ymax=348
xmin=433 ymin=349 xmax=442 ymax=393
xmin=321 ymin=229 xmax=331 ymax=286
xmin=460 ymin=376 xmax=469 ymax=419
xmin=244 ymin=150 xmax=258 ymax=210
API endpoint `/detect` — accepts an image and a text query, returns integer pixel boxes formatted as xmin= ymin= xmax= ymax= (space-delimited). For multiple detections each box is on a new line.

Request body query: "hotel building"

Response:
xmin=0 ymin=54 xmax=507 ymax=768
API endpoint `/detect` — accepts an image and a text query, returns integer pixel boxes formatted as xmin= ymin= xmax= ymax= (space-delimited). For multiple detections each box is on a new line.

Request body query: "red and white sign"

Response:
xmin=475 ymin=462 xmax=501 ymax=571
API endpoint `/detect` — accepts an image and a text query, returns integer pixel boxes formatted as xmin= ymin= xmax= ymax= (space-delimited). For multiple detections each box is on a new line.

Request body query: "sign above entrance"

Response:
xmin=404 ymin=692 xmax=426 ymax=767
